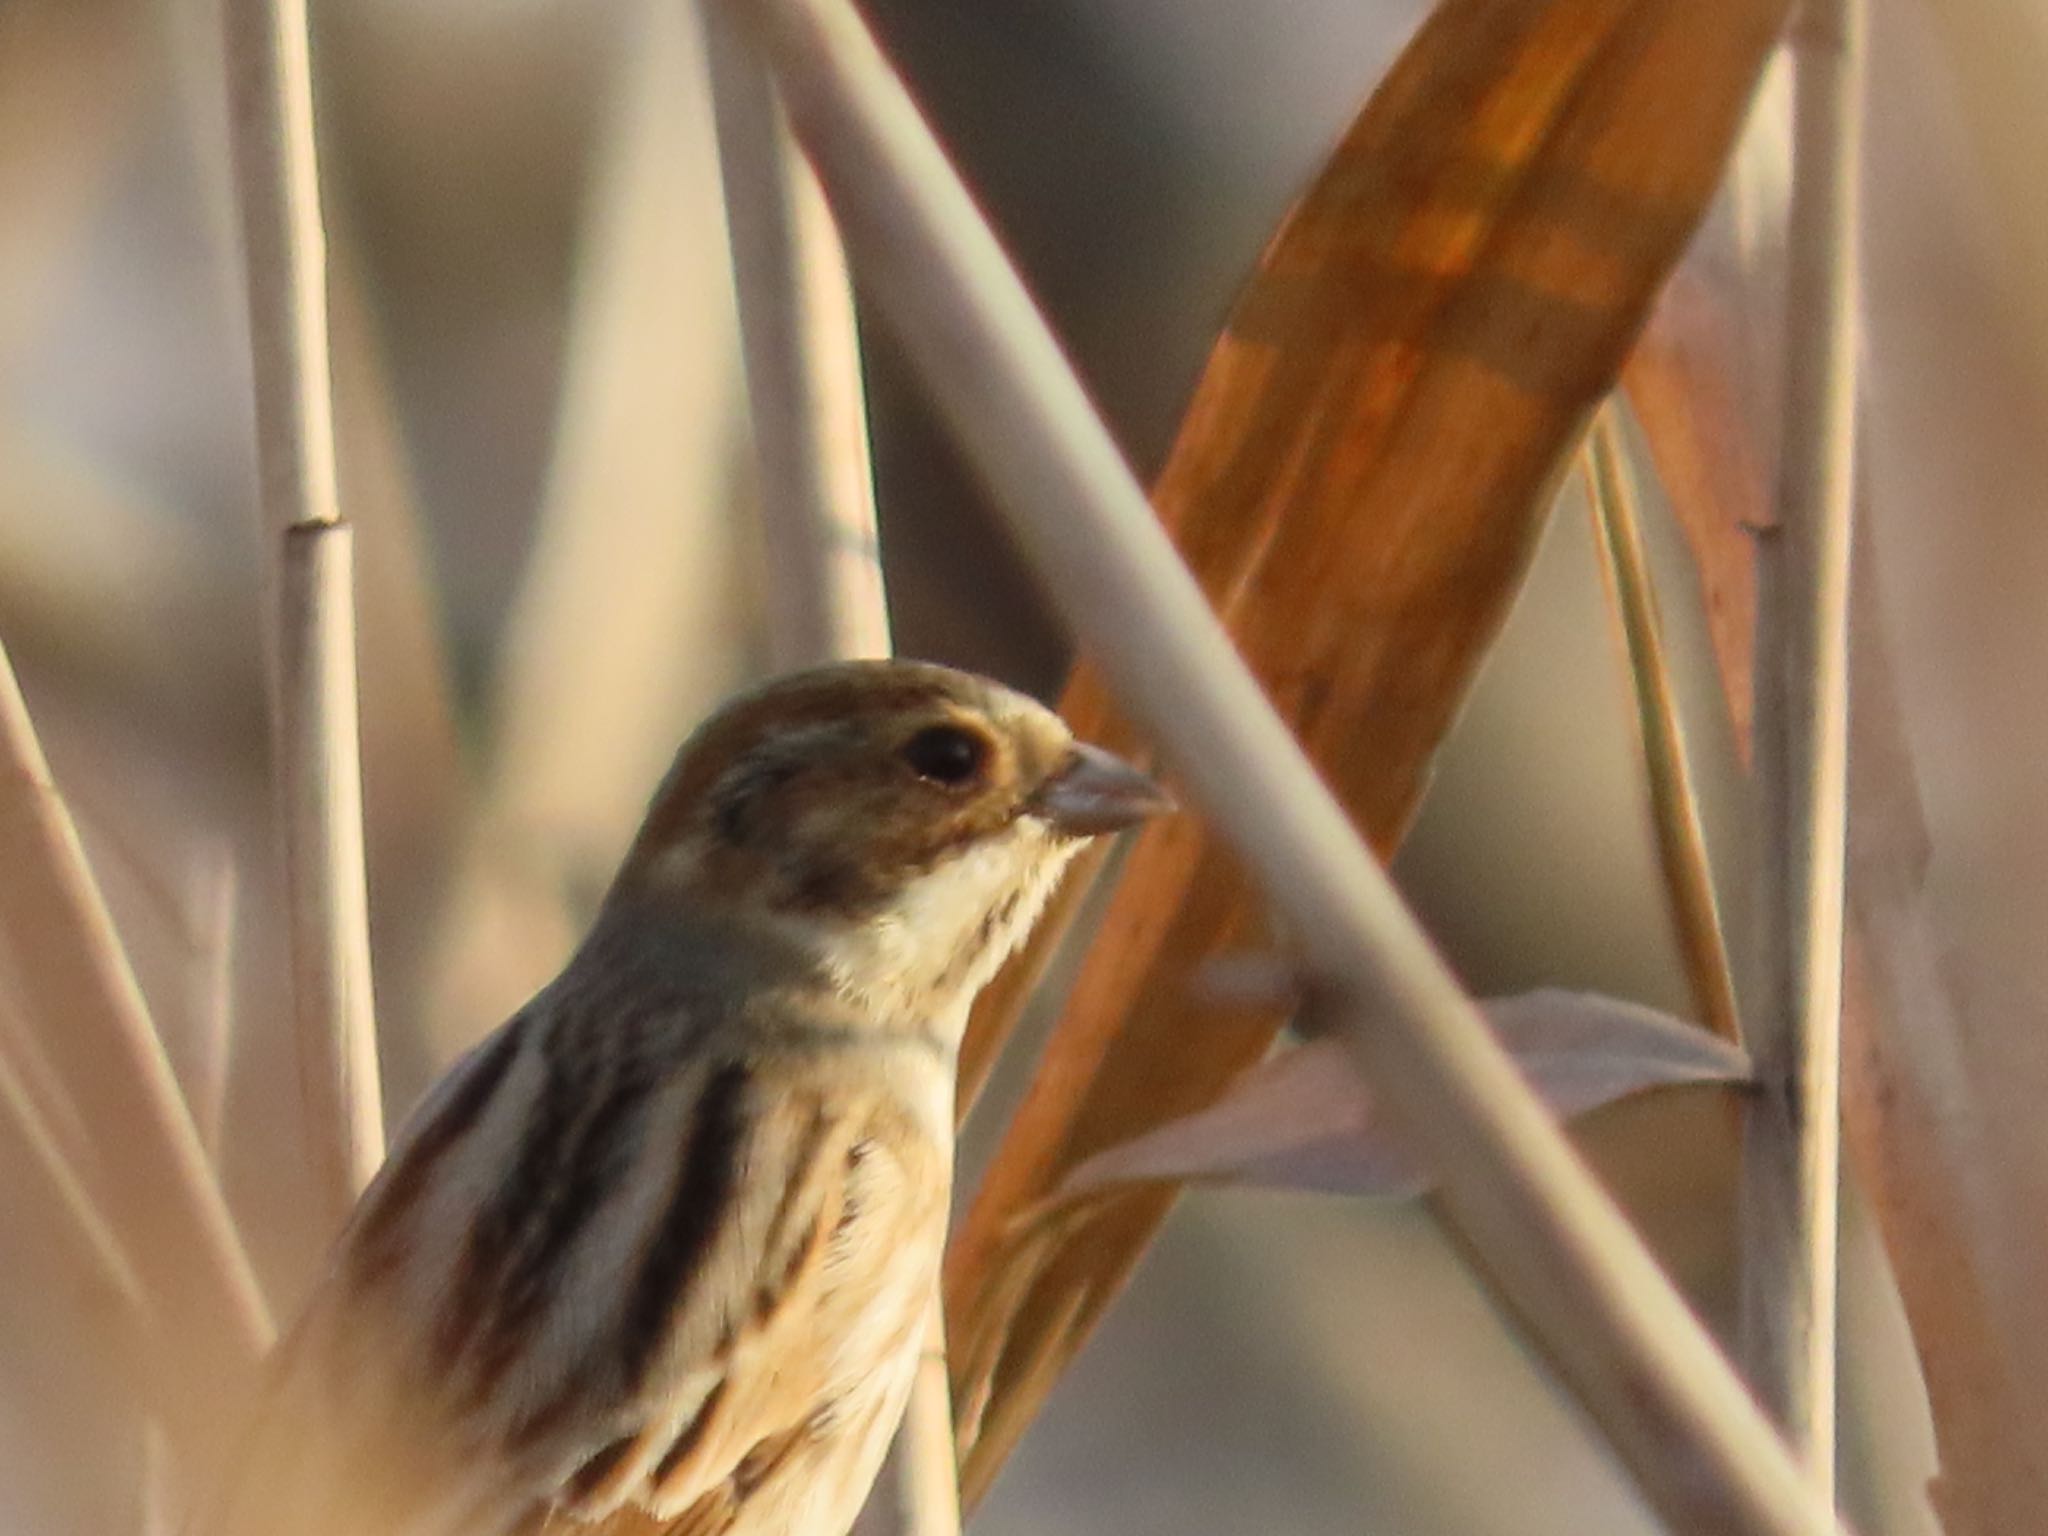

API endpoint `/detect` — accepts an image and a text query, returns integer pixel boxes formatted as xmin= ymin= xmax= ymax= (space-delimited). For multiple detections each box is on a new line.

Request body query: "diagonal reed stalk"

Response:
xmin=1737 ymin=0 xmax=1864 ymax=1497
xmin=1583 ymin=406 xmax=1743 ymax=1044
xmin=182 ymin=845 xmax=240 ymax=1164
xmin=220 ymin=0 xmax=385 ymax=1225
xmin=0 ymin=638 xmax=272 ymax=1473
xmin=0 ymin=1022 xmax=150 ymax=1372
xmin=701 ymin=16 xmax=948 ymax=1535
xmin=712 ymin=0 xmax=1846 ymax=1528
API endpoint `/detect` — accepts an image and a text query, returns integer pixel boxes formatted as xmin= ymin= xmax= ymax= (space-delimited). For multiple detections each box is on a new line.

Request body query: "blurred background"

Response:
xmin=2 ymin=0 xmax=2038 ymax=1531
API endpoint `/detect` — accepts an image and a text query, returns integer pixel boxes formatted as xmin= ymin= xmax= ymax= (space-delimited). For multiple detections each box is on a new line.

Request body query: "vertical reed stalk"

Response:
xmin=220 ymin=0 xmax=385 ymax=1222
xmin=1737 ymin=0 xmax=1864 ymax=1494
xmin=1583 ymin=408 xmax=1742 ymax=1043
xmin=705 ymin=1 xmax=890 ymax=667
xmin=712 ymin=0 xmax=1843 ymax=1527
xmin=872 ymin=1312 xmax=966 ymax=1536
xmin=703 ymin=12 xmax=942 ymax=1531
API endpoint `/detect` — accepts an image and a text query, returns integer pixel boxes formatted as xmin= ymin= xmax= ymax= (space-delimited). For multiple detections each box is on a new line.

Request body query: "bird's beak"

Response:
xmin=1028 ymin=743 xmax=1176 ymax=836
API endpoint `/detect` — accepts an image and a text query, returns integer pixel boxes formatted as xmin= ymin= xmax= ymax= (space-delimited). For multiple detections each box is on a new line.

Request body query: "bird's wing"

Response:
xmin=192 ymin=1015 xmax=944 ymax=1536
xmin=187 ymin=1015 xmax=552 ymax=1536
xmin=537 ymin=1055 xmax=948 ymax=1535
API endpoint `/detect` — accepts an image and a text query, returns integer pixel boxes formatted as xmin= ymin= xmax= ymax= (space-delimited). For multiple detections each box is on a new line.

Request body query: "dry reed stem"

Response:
xmin=0 ymin=1039 xmax=147 ymax=1338
xmin=946 ymin=12 xmax=1788 ymax=1477
xmin=1583 ymin=408 xmax=1743 ymax=1044
xmin=0 ymin=986 xmax=90 ymax=1170
xmin=158 ymin=0 xmax=473 ymax=1080
xmin=0 ymin=1035 xmax=196 ymax=1456
xmin=703 ymin=17 xmax=945 ymax=1523
xmin=184 ymin=845 xmax=239 ymax=1163
xmin=1737 ymin=0 xmax=1863 ymax=1493
xmin=717 ymin=0 xmax=1843 ymax=1529
xmin=855 ymin=1308 xmax=965 ymax=1536
xmin=276 ymin=526 xmax=384 ymax=1194
xmin=0 ymin=641 xmax=272 ymax=1399
xmin=221 ymin=0 xmax=385 ymax=1219
xmin=0 ymin=1033 xmax=224 ymax=1491
xmin=705 ymin=2 xmax=890 ymax=667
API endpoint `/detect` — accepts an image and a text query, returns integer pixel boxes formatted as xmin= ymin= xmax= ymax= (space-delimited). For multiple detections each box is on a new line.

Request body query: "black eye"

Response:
xmin=901 ymin=724 xmax=989 ymax=786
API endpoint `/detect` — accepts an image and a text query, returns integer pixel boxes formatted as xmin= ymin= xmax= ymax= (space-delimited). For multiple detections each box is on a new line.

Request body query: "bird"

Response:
xmin=194 ymin=658 xmax=1172 ymax=1536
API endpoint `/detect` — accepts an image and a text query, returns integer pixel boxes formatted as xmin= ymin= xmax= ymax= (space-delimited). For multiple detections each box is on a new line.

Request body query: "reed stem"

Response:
xmin=1584 ymin=408 xmax=1743 ymax=1044
xmin=714 ymin=0 xmax=1847 ymax=1527
xmin=0 ymin=640 xmax=272 ymax=1438
xmin=706 ymin=1 xmax=890 ymax=666
xmin=220 ymin=0 xmax=385 ymax=1220
xmin=703 ymin=12 xmax=941 ymax=1529
xmin=1736 ymin=0 xmax=1864 ymax=1495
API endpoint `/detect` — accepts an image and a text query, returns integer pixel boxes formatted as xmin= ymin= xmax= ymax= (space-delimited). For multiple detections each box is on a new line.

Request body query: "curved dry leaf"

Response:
xmin=948 ymin=0 xmax=1792 ymax=1500
xmin=1621 ymin=267 xmax=1771 ymax=757
xmin=1062 ymin=991 xmax=1751 ymax=1201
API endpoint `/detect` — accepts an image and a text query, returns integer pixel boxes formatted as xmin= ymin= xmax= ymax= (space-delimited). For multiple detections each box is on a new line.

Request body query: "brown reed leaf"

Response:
xmin=1620 ymin=267 xmax=1770 ymax=756
xmin=945 ymin=0 xmax=1791 ymax=1501
xmin=1840 ymin=524 xmax=2048 ymax=1535
xmin=1525 ymin=116 xmax=2045 ymax=1534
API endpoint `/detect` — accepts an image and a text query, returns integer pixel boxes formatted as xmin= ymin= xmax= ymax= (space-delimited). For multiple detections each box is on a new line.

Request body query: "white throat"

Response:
xmin=802 ymin=822 xmax=1081 ymax=1038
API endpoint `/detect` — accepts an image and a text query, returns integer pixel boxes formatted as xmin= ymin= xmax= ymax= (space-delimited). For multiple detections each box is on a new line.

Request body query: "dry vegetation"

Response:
xmin=0 ymin=0 xmax=2038 ymax=1533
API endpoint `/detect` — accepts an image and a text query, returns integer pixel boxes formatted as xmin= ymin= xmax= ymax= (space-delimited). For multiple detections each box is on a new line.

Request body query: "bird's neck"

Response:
xmin=598 ymin=835 xmax=1081 ymax=1050
xmin=790 ymin=836 xmax=1081 ymax=1041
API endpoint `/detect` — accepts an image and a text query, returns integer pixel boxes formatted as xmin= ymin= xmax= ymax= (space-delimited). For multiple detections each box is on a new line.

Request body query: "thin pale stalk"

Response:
xmin=0 ymin=1041 xmax=147 ymax=1343
xmin=0 ymin=641 xmax=272 ymax=1433
xmin=705 ymin=14 xmax=937 ymax=1524
xmin=185 ymin=845 xmax=239 ymax=1163
xmin=705 ymin=15 xmax=944 ymax=1522
xmin=0 ymin=1033 xmax=217 ymax=1494
xmin=0 ymin=989 xmax=90 ymax=1170
xmin=1738 ymin=0 xmax=1863 ymax=1492
xmin=221 ymin=0 xmax=385 ymax=1219
xmin=856 ymin=1306 xmax=964 ymax=1536
xmin=1583 ymin=408 xmax=1742 ymax=1043
xmin=705 ymin=1 xmax=889 ymax=666
xmin=714 ymin=1 xmax=1844 ymax=1528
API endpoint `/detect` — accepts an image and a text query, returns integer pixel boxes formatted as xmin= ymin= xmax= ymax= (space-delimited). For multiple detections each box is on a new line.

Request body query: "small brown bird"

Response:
xmin=198 ymin=660 xmax=1170 ymax=1536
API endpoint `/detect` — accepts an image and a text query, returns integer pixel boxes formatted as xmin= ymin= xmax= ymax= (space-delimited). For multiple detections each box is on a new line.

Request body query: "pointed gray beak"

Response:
xmin=1028 ymin=743 xmax=1175 ymax=836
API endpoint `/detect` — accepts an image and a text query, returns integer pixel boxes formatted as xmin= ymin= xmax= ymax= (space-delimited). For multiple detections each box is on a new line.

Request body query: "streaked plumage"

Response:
xmin=194 ymin=661 xmax=1169 ymax=1536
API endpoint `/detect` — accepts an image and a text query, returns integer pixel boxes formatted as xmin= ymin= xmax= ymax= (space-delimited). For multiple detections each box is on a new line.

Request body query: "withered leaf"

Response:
xmin=1060 ymin=991 xmax=1751 ymax=1200
xmin=947 ymin=0 xmax=1793 ymax=1502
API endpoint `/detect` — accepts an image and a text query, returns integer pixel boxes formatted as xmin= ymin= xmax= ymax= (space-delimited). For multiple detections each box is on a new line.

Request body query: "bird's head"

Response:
xmin=610 ymin=660 xmax=1172 ymax=1023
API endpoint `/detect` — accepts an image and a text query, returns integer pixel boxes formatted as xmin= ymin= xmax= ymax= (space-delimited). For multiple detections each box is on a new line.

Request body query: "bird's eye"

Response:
xmin=901 ymin=723 xmax=989 ymax=787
